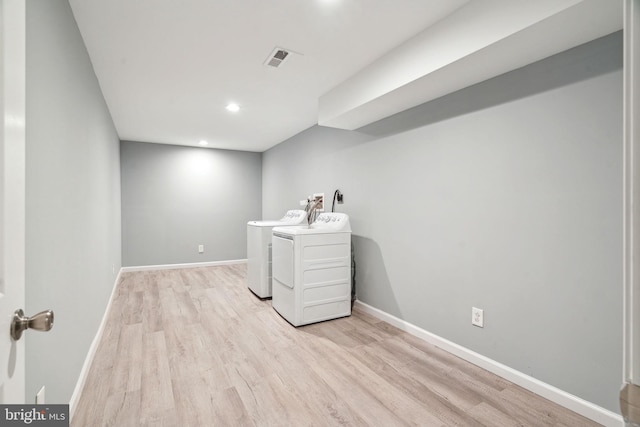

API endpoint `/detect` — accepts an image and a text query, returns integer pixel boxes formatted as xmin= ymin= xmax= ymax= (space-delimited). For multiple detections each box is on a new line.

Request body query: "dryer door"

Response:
xmin=272 ymin=233 xmax=294 ymax=289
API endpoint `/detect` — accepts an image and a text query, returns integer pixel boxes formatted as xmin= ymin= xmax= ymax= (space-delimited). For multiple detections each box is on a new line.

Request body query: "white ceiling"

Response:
xmin=68 ymin=0 xmax=469 ymax=152
xmin=69 ymin=0 xmax=622 ymax=153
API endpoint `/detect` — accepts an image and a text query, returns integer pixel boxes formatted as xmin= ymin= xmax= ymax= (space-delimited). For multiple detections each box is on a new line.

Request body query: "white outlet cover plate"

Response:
xmin=472 ymin=307 xmax=484 ymax=328
xmin=36 ymin=386 xmax=45 ymax=404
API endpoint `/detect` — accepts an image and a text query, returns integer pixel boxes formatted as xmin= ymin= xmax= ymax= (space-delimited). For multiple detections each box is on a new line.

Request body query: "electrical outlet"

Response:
xmin=313 ymin=193 xmax=324 ymax=211
xmin=198 ymin=244 xmax=204 ymax=253
xmin=36 ymin=386 xmax=45 ymax=404
xmin=472 ymin=307 xmax=484 ymax=328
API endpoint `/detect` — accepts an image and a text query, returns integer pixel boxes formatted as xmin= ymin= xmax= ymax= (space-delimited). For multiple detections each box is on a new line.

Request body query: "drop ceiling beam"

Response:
xmin=318 ymin=0 xmax=622 ymax=130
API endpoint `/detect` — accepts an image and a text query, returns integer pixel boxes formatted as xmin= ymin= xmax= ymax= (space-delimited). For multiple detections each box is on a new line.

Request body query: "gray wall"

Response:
xmin=263 ymin=33 xmax=623 ymax=413
xmin=120 ymin=141 xmax=261 ymax=266
xmin=25 ymin=0 xmax=122 ymax=404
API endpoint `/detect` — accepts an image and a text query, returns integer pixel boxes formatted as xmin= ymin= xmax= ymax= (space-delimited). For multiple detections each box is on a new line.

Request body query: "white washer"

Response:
xmin=272 ymin=212 xmax=352 ymax=326
xmin=247 ymin=210 xmax=307 ymax=298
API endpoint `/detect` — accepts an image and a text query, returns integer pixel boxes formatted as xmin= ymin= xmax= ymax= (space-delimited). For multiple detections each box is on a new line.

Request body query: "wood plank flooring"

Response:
xmin=71 ymin=265 xmax=601 ymax=426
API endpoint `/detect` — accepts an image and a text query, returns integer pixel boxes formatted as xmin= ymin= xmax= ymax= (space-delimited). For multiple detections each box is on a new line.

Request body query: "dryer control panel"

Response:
xmin=310 ymin=213 xmax=351 ymax=231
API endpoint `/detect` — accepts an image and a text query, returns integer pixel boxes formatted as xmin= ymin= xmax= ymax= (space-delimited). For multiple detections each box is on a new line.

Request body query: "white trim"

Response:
xmin=354 ymin=300 xmax=624 ymax=427
xmin=121 ymin=259 xmax=247 ymax=273
xmin=1 ymin=0 xmax=27 ymax=401
xmin=69 ymin=267 xmax=124 ymax=419
xmin=623 ymin=0 xmax=640 ymax=389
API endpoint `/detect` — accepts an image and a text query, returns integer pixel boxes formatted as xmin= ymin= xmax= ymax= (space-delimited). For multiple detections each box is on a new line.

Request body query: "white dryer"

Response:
xmin=271 ymin=212 xmax=352 ymax=326
xmin=247 ymin=210 xmax=307 ymax=298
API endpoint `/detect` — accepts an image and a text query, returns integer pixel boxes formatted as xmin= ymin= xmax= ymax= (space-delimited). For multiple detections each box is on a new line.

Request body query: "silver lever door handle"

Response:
xmin=11 ymin=309 xmax=54 ymax=341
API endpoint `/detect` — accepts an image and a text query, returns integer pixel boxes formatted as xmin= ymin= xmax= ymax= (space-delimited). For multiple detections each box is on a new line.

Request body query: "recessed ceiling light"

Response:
xmin=226 ymin=103 xmax=240 ymax=112
xmin=198 ymin=140 xmax=208 ymax=146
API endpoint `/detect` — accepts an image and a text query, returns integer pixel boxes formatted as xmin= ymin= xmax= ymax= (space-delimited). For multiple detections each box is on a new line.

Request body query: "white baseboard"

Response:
xmin=69 ymin=267 xmax=123 ymax=420
xmin=121 ymin=259 xmax=247 ymax=272
xmin=354 ymin=300 xmax=624 ymax=427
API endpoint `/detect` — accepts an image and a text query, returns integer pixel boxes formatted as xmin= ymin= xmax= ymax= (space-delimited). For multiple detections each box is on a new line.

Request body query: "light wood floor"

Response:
xmin=71 ymin=264 xmax=600 ymax=426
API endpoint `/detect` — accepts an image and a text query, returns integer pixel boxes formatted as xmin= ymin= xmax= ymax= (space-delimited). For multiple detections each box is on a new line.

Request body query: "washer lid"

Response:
xmin=247 ymin=209 xmax=307 ymax=227
xmin=248 ymin=220 xmax=288 ymax=227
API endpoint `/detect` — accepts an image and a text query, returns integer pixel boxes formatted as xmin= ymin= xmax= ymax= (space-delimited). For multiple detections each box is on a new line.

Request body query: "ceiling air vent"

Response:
xmin=264 ymin=47 xmax=292 ymax=68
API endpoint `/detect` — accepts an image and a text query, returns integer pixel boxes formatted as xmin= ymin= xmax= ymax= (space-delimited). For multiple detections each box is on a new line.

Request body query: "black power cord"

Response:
xmin=331 ymin=189 xmax=343 ymax=212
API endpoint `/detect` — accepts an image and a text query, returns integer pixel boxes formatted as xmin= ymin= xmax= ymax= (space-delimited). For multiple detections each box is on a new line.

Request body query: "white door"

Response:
xmin=0 ymin=0 xmax=26 ymax=403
